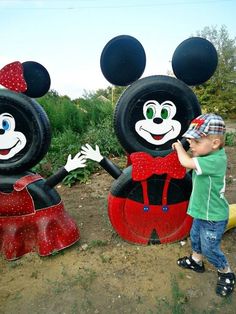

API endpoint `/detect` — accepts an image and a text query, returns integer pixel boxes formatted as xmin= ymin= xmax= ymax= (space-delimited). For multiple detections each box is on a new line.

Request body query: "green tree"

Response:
xmin=193 ymin=25 xmax=236 ymax=118
xmin=81 ymin=85 xmax=127 ymax=106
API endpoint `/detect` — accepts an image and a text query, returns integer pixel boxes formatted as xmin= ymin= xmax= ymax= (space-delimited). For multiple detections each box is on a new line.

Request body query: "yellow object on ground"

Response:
xmin=226 ymin=204 xmax=236 ymax=232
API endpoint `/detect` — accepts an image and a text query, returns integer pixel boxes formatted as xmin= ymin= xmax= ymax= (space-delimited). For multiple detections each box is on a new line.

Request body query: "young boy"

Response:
xmin=172 ymin=113 xmax=235 ymax=297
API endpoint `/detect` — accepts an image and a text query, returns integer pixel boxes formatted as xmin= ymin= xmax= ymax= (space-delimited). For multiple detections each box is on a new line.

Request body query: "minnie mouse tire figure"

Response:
xmin=0 ymin=62 xmax=85 ymax=260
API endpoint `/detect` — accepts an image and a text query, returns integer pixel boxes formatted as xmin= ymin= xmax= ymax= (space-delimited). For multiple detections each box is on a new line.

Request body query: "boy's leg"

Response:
xmin=177 ymin=219 xmax=205 ymax=273
xmin=200 ymin=220 xmax=235 ymax=297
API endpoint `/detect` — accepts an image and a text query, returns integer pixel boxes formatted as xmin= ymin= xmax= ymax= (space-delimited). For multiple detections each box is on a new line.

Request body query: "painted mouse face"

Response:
xmin=135 ymin=100 xmax=181 ymax=145
xmin=0 ymin=112 xmax=26 ymax=160
xmin=113 ymin=75 xmax=201 ymax=156
xmin=0 ymin=91 xmax=51 ymax=174
xmin=0 ymin=61 xmax=51 ymax=174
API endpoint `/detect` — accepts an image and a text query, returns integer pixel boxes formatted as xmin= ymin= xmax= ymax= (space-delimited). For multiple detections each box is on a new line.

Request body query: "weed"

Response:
xmin=156 ymin=275 xmax=188 ymax=314
xmin=62 ymin=168 xmax=91 ymax=187
xmin=171 ymin=275 xmax=188 ymax=310
xmin=225 ymin=131 xmax=236 ymax=147
xmin=71 ymin=302 xmax=79 ymax=314
xmin=81 ymin=297 xmax=93 ymax=312
xmin=60 ymin=263 xmax=68 ymax=277
xmin=177 ymin=272 xmax=185 ymax=280
xmin=10 ymin=291 xmax=22 ymax=301
xmin=136 ymin=295 xmax=143 ymax=304
xmin=226 ymin=176 xmax=233 ymax=184
xmin=30 ymin=270 xmax=39 ymax=279
xmin=99 ymin=253 xmax=112 ymax=263
xmin=74 ymin=268 xmax=97 ymax=291
xmin=51 ymin=249 xmax=65 ymax=256
xmin=46 ymin=268 xmax=97 ymax=294
xmin=220 ymin=294 xmax=233 ymax=306
xmin=88 ymin=240 xmax=108 ymax=249
xmin=7 ymin=260 xmax=23 ymax=269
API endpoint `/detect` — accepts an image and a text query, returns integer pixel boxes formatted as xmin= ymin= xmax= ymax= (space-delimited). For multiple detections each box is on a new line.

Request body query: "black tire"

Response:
xmin=114 ymin=75 xmax=201 ymax=156
xmin=0 ymin=172 xmax=61 ymax=210
xmin=172 ymin=37 xmax=218 ymax=85
xmin=0 ymin=90 xmax=51 ymax=174
xmin=110 ymin=166 xmax=192 ymax=204
xmin=22 ymin=61 xmax=51 ymax=98
xmin=100 ymin=35 xmax=146 ymax=86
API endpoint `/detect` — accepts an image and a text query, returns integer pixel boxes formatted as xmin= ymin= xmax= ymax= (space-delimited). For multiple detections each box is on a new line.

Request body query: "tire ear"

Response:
xmin=172 ymin=37 xmax=218 ymax=86
xmin=100 ymin=35 xmax=146 ymax=86
xmin=22 ymin=61 xmax=51 ymax=98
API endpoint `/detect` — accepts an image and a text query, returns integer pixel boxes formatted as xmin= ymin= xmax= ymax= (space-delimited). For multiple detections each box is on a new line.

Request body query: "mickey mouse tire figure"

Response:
xmin=107 ymin=75 xmax=201 ymax=244
xmin=82 ymin=35 xmax=218 ymax=246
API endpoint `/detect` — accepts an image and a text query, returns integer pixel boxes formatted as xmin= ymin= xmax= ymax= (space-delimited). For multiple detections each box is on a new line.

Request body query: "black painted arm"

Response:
xmin=45 ymin=167 xmax=68 ymax=188
xmin=99 ymin=157 xmax=122 ymax=179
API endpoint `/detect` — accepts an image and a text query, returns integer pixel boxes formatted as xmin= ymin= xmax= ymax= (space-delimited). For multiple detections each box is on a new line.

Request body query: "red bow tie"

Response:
xmin=0 ymin=61 xmax=27 ymax=92
xmin=130 ymin=151 xmax=186 ymax=181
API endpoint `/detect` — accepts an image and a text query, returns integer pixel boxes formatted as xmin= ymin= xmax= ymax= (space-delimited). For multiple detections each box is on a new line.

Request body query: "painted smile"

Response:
xmin=140 ymin=126 xmax=173 ymax=140
xmin=0 ymin=139 xmax=20 ymax=156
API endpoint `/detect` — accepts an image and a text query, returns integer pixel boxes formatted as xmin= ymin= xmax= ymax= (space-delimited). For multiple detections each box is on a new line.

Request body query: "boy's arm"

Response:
xmin=172 ymin=141 xmax=196 ymax=170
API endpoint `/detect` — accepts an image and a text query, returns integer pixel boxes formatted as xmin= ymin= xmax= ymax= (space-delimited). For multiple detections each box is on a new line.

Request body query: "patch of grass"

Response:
xmin=136 ymin=295 xmax=143 ymax=304
xmin=226 ymin=176 xmax=233 ymax=185
xmin=76 ymin=268 xmax=97 ymax=291
xmin=10 ymin=291 xmax=22 ymax=301
xmin=177 ymin=272 xmax=185 ymax=280
xmin=30 ymin=270 xmax=39 ymax=279
xmin=155 ymin=275 xmax=188 ymax=314
xmin=220 ymin=294 xmax=233 ymax=306
xmin=99 ymin=253 xmax=112 ymax=263
xmin=88 ymin=239 xmax=108 ymax=249
xmin=51 ymin=249 xmax=65 ymax=256
xmin=46 ymin=267 xmax=97 ymax=294
xmin=170 ymin=275 xmax=188 ymax=313
xmin=7 ymin=260 xmax=23 ymax=269
xmin=71 ymin=302 xmax=79 ymax=314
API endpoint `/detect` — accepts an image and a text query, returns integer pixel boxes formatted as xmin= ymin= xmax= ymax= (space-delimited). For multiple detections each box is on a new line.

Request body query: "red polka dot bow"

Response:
xmin=130 ymin=151 xmax=186 ymax=181
xmin=0 ymin=61 xmax=27 ymax=92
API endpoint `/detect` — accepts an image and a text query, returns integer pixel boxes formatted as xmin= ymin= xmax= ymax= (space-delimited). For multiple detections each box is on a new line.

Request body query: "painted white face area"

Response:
xmin=0 ymin=113 xmax=27 ymax=160
xmin=135 ymin=100 xmax=181 ymax=145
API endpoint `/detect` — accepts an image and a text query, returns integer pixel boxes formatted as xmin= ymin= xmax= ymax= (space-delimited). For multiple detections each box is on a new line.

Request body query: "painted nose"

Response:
xmin=0 ymin=129 xmax=5 ymax=135
xmin=153 ymin=117 xmax=163 ymax=124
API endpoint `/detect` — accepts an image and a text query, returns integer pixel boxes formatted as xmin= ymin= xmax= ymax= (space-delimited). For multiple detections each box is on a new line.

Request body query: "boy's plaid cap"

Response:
xmin=182 ymin=113 xmax=226 ymax=139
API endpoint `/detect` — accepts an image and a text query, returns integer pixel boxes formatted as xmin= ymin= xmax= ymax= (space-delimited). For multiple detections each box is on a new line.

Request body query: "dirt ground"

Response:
xmin=1 ymin=124 xmax=236 ymax=314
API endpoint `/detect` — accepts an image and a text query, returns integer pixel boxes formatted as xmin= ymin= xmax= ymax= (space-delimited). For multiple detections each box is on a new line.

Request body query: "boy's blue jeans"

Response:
xmin=190 ymin=218 xmax=229 ymax=270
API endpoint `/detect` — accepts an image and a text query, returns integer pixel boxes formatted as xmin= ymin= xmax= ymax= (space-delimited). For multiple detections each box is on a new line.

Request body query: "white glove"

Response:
xmin=64 ymin=152 xmax=87 ymax=172
xmin=80 ymin=144 xmax=103 ymax=162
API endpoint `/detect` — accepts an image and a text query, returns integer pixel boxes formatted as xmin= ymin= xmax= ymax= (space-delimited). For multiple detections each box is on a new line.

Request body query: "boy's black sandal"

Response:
xmin=177 ymin=255 xmax=205 ymax=273
xmin=216 ymin=272 xmax=235 ymax=297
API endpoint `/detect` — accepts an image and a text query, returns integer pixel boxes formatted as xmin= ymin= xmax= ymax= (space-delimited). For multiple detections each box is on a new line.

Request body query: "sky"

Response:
xmin=0 ymin=0 xmax=236 ymax=99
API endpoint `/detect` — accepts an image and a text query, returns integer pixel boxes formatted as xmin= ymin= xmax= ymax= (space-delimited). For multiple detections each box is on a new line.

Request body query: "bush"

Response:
xmin=33 ymin=117 xmax=124 ymax=186
xmin=225 ymin=131 xmax=236 ymax=147
xmin=81 ymin=118 xmax=124 ymax=157
xmin=38 ymin=91 xmax=114 ymax=135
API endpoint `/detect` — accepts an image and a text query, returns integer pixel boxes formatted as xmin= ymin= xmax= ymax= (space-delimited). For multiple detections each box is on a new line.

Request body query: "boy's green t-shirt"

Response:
xmin=187 ymin=148 xmax=229 ymax=221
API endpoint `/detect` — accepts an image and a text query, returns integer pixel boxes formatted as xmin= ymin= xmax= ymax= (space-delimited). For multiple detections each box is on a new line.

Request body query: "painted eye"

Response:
xmin=145 ymin=106 xmax=155 ymax=119
xmin=2 ymin=119 xmax=10 ymax=131
xmin=161 ymin=107 xmax=170 ymax=119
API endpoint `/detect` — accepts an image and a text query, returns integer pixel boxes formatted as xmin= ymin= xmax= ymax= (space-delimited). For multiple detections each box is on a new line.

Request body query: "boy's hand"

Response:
xmin=172 ymin=140 xmax=183 ymax=151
